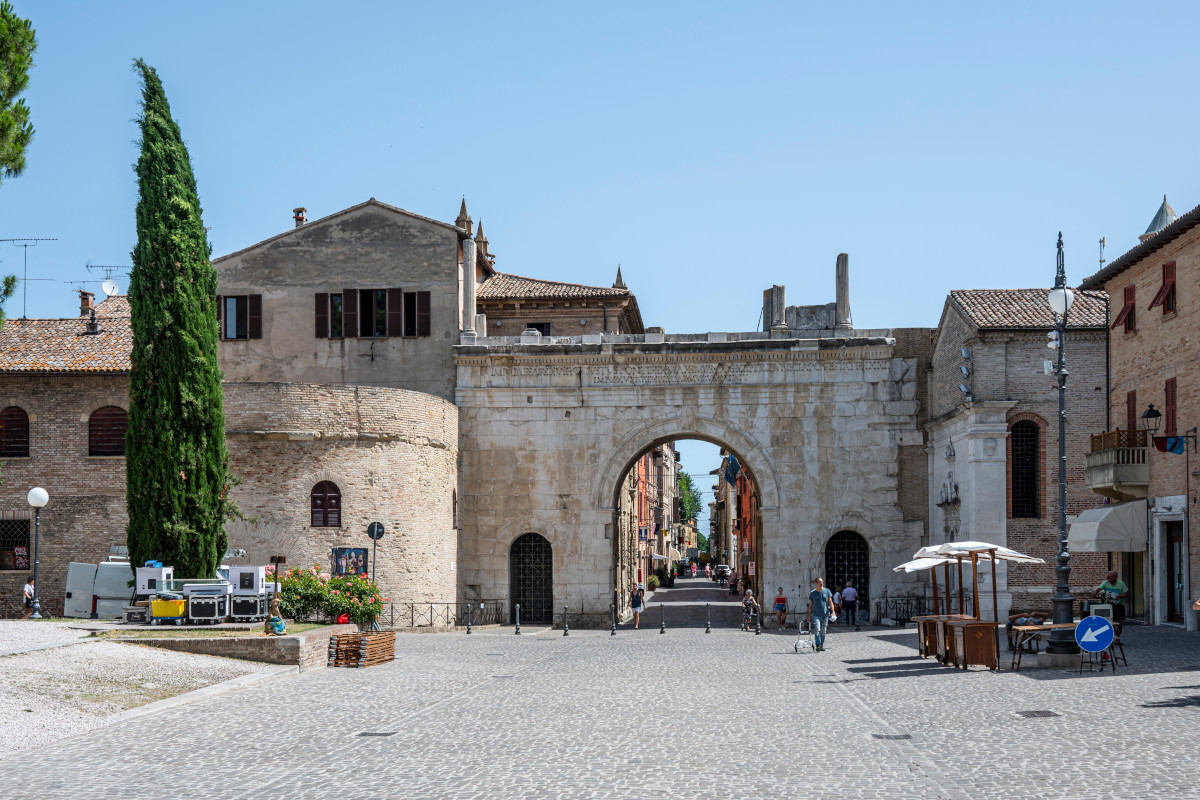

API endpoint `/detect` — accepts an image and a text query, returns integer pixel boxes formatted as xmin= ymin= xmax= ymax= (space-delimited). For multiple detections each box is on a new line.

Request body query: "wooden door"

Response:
xmin=1166 ymin=521 xmax=1185 ymax=623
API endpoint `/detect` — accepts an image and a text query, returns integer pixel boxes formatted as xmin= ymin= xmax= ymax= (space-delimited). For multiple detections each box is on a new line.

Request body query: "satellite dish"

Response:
xmin=101 ymin=279 xmax=118 ymax=297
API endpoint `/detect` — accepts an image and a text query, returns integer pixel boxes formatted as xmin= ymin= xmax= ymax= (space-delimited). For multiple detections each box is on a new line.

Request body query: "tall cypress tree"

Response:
xmin=126 ymin=60 xmax=230 ymax=577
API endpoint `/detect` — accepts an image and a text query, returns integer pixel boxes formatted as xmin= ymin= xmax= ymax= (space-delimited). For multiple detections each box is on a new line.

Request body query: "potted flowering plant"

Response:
xmin=325 ymin=573 xmax=383 ymax=628
xmin=273 ymin=565 xmax=331 ymax=621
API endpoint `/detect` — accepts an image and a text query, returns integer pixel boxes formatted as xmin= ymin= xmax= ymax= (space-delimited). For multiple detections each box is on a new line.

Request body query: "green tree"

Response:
xmin=698 ymin=532 xmax=709 ymax=552
xmin=125 ymin=60 xmax=232 ymax=578
xmin=678 ymin=471 xmax=702 ymax=523
xmin=0 ymin=1 xmax=36 ymax=184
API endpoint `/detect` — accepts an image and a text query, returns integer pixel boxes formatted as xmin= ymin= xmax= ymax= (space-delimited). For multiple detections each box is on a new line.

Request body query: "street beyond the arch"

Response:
xmin=5 ymin=579 xmax=1200 ymax=800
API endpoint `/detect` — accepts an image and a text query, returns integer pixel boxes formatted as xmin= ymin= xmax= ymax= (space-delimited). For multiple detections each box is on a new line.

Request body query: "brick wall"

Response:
xmin=928 ymin=303 xmax=975 ymax=420
xmin=0 ymin=375 xmax=130 ymax=615
xmin=893 ymin=327 xmax=933 ymax=523
xmin=1100 ymin=225 xmax=1200 ymax=598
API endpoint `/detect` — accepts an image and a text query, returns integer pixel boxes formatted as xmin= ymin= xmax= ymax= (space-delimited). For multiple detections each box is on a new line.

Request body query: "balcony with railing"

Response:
xmin=1086 ymin=429 xmax=1149 ymax=501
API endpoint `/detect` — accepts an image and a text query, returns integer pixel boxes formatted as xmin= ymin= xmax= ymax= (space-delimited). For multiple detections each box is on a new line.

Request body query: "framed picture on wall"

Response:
xmin=331 ymin=547 xmax=368 ymax=577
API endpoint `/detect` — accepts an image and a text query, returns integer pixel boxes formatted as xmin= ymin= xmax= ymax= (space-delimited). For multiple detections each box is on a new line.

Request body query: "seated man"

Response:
xmin=1005 ymin=610 xmax=1049 ymax=650
xmin=1094 ymin=571 xmax=1129 ymax=637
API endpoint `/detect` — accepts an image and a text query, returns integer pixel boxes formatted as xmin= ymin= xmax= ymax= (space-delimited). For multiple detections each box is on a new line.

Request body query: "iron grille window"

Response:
xmin=0 ymin=519 xmax=30 ymax=571
xmin=88 ymin=406 xmax=128 ymax=456
xmin=310 ymin=481 xmax=341 ymax=527
xmin=510 ymin=533 xmax=552 ymax=624
xmin=0 ymin=406 xmax=30 ymax=458
xmin=824 ymin=530 xmax=869 ymax=605
xmin=1011 ymin=420 xmax=1040 ymax=518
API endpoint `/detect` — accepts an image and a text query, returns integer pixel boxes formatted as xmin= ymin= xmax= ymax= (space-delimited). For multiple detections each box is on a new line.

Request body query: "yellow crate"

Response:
xmin=151 ymin=599 xmax=186 ymax=619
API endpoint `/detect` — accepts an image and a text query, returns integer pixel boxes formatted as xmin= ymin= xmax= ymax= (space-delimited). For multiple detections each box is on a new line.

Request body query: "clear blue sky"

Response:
xmin=9 ymin=2 xmax=1195 ymax=534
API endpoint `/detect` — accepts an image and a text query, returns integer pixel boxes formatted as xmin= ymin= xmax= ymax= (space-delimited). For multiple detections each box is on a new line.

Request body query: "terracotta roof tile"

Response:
xmin=477 ymin=272 xmax=632 ymax=301
xmin=0 ymin=297 xmax=131 ymax=372
xmin=950 ymin=288 xmax=1107 ymax=330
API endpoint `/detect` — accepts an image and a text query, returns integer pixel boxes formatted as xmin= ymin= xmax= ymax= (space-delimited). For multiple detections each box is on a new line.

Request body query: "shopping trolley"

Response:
xmin=793 ymin=616 xmax=814 ymax=653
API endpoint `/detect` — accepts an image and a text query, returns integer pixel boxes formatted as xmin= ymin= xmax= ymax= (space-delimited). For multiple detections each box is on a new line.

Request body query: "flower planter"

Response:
xmin=327 ymin=630 xmax=395 ymax=668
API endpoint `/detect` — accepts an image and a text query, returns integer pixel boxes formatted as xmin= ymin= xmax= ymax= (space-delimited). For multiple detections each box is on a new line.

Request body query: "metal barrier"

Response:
xmin=376 ymin=601 xmax=506 ymax=629
xmin=872 ymin=595 xmax=972 ymax=625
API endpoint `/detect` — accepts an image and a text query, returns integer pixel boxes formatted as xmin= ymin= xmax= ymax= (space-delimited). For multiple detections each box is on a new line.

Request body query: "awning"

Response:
xmin=651 ymin=553 xmax=670 ymax=561
xmin=893 ymin=556 xmax=955 ymax=573
xmin=669 ymin=549 xmax=682 ymax=561
xmin=1068 ymin=500 xmax=1147 ymax=553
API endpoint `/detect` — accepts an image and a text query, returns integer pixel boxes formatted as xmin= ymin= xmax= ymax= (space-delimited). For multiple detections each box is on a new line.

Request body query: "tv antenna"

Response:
xmin=86 ymin=264 xmax=131 ymax=297
xmin=1098 ymin=237 xmax=1106 ymax=271
xmin=0 ymin=238 xmax=58 ymax=318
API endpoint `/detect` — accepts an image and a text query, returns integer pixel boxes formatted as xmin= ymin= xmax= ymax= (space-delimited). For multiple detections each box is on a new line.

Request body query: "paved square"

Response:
xmin=4 ymin=615 xmax=1200 ymax=800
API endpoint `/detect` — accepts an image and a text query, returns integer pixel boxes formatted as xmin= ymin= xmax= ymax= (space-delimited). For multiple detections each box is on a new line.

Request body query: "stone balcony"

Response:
xmin=1085 ymin=429 xmax=1149 ymax=501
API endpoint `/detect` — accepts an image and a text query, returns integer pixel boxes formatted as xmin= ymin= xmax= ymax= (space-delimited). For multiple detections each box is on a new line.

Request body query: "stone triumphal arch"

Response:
xmin=455 ymin=331 xmax=928 ymax=623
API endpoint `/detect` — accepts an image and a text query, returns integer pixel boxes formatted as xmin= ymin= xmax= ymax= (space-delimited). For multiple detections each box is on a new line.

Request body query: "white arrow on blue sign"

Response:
xmin=1075 ymin=615 xmax=1115 ymax=653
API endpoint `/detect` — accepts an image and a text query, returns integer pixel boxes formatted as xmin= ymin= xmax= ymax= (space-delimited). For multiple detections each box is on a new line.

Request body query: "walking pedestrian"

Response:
xmin=807 ymin=577 xmax=834 ymax=651
xmin=22 ymin=576 xmax=34 ymax=619
xmin=742 ymin=589 xmax=757 ymax=631
xmin=840 ymin=582 xmax=858 ymax=627
xmin=631 ymin=584 xmax=645 ymax=629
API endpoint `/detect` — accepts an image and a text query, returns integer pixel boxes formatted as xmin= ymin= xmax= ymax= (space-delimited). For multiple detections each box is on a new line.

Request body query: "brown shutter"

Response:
xmin=417 ymin=291 xmax=431 ymax=337
xmin=1126 ymin=390 xmax=1137 ymax=433
xmin=387 ymin=288 xmax=404 ymax=337
xmin=247 ymin=294 xmax=263 ymax=339
xmin=1166 ymin=378 xmax=1177 ymax=436
xmin=315 ymin=293 xmax=328 ymax=338
xmin=343 ymin=289 xmax=358 ymax=338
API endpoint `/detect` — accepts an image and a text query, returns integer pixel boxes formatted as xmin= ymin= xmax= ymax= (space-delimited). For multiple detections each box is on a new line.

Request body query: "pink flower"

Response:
xmin=318 ymin=573 xmax=330 ymax=581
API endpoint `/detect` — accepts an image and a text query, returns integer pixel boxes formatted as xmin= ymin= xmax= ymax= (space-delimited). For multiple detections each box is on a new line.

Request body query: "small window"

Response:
xmin=401 ymin=291 xmax=431 ymax=337
xmin=218 ymin=294 xmax=262 ymax=340
xmin=0 ymin=407 xmax=30 ymax=458
xmin=89 ymin=406 xmax=128 ymax=456
xmin=1112 ymin=285 xmax=1136 ymax=333
xmin=311 ymin=481 xmax=341 ymax=527
xmin=1149 ymin=262 xmax=1177 ymax=315
xmin=0 ymin=519 xmax=31 ymax=570
xmin=359 ymin=290 xmax=387 ymax=337
xmin=527 ymin=322 xmax=551 ymax=336
xmin=1010 ymin=420 xmax=1040 ymax=518
xmin=316 ymin=293 xmax=345 ymax=339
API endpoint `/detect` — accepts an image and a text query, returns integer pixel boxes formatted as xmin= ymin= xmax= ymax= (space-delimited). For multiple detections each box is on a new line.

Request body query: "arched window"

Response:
xmin=1010 ymin=420 xmax=1040 ymax=518
xmin=0 ymin=407 xmax=30 ymax=458
xmin=310 ymin=481 xmax=341 ymax=527
xmin=88 ymin=406 xmax=128 ymax=456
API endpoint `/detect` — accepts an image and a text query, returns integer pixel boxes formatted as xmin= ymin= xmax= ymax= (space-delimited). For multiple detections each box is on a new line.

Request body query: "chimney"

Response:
xmin=84 ymin=309 xmax=101 ymax=336
xmin=79 ymin=290 xmax=95 ymax=316
xmin=834 ymin=253 xmax=852 ymax=329
xmin=293 ymin=207 xmax=307 ymax=227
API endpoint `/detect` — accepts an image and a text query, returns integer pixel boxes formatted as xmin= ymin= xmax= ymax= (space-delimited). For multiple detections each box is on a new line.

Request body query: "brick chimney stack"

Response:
xmin=293 ymin=207 xmax=307 ymax=227
xmin=79 ymin=290 xmax=95 ymax=316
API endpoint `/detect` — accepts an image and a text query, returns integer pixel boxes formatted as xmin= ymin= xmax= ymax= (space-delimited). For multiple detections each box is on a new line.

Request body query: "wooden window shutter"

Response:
xmin=343 ymin=288 xmax=358 ymax=337
xmin=247 ymin=294 xmax=263 ymax=339
xmin=1126 ymin=390 xmax=1137 ymax=433
xmin=417 ymin=291 xmax=431 ymax=337
xmin=1149 ymin=262 xmax=1177 ymax=311
xmin=216 ymin=295 xmax=223 ymax=324
xmin=387 ymin=288 xmax=404 ymax=337
xmin=1166 ymin=378 xmax=1177 ymax=436
xmin=315 ymin=293 xmax=328 ymax=338
xmin=1112 ymin=285 xmax=1136 ymax=330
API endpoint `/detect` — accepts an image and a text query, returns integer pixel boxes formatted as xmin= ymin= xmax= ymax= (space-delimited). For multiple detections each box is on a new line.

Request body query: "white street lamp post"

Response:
xmin=26 ymin=487 xmax=48 ymax=620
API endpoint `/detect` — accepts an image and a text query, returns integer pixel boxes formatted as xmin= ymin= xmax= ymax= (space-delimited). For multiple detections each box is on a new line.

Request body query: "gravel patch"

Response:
xmin=0 ymin=620 xmax=91 ymax=653
xmin=0 ymin=637 xmax=271 ymax=754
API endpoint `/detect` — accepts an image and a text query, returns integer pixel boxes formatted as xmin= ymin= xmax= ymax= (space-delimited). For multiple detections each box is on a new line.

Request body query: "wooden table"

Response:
xmin=947 ymin=618 xmax=1000 ymax=670
xmin=1005 ymin=623 xmax=1077 ymax=671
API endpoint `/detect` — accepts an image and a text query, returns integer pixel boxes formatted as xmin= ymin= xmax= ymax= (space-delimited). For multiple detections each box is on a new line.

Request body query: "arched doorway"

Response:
xmin=510 ymin=533 xmax=553 ymax=624
xmin=825 ymin=530 xmax=870 ymax=607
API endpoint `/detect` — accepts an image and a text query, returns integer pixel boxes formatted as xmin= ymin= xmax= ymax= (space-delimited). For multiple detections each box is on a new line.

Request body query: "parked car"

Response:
xmin=63 ymin=557 xmax=134 ymax=619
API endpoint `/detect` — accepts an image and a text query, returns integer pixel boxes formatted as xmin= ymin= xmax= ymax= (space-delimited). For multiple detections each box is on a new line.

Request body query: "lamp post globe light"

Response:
xmin=1046 ymin=234 xmax=1079 ymax=655
xmin=26 ymin=487 xmax=48 ymax=620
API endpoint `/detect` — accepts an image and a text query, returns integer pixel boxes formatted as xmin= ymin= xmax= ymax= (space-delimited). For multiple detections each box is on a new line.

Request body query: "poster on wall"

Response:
xmin=13 ymin=546 xmax=29 ymax=570
xmin=331 ymin=547 xmax=369 ymax=577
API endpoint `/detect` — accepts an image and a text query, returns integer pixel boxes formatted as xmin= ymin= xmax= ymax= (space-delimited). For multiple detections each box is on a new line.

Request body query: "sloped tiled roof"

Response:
xmin=1143 ymin=195 xmax=1178 ymax=237
xmin=0 ymin=297 xmax=132 ymax=373
xmin=1081 ymin=200 xmax=1200 ymax=290
xmin=477 ymin=272 xmax=633 ymax=301
xmin=950 ymin=289 xmax=1107 ymax=330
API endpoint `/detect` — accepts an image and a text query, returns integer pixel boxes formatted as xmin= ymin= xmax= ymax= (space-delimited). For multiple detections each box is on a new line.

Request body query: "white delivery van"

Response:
xmin=63 ymin=558 xmax=134 ymax=619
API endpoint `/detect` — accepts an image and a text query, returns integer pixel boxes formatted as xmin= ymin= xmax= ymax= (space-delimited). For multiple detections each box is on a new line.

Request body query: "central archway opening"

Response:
xmin=610 ymin=437 xmax=767 ymax=629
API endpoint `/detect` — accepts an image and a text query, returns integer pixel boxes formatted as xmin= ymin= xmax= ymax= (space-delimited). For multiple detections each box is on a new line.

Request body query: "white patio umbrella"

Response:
xmin=892 ymin=556 xmax=955 ymax=573
xmin=914 ymin=541 xmax=1045 ymax=564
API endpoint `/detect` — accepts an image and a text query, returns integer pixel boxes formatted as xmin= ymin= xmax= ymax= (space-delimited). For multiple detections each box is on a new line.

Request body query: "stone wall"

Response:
xmin=0 ymin=375 xmax=130 ymax=615
xmin=223 ymin=382 xmax=459 ymax=611
xmin=216 ymin=202 xmax=465 ymax=401
xmin=123 ymin=622 xmax=358 ymax=670
xmin=456 ymin=334 xmax=928 ymax=621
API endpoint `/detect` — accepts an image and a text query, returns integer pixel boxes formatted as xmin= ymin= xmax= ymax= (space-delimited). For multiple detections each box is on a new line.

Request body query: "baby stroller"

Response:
xmin=793 ymin=617 xmax=814 ymax=653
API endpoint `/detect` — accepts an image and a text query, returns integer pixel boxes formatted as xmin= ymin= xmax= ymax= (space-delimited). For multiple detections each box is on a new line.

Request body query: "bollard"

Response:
xmin=706 ymin=603 xmax=711 ymax=633
xmin=515 ymin=603 xmax=521 ymax=635
xmin=610 ymin=603 xmax=617 ymax=636
xmin=563 ymin=605 xmax=569 ymax=637
xmin=660 ymin=603 xmax=666 ymax=634
xmin=754 ymin=605 xmax=761 ymax=635
xmin=466 ymin=603 xmax=472 ymax=634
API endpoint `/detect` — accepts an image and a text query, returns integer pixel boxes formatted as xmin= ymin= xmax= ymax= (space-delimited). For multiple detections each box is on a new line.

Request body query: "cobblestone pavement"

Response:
xmin=4 ymin=619 xmax=1200 ymax=799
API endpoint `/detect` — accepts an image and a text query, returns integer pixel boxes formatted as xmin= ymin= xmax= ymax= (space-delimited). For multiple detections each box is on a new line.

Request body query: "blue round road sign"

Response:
xmin=1075 ymin=615 xmax=1115 ymax=652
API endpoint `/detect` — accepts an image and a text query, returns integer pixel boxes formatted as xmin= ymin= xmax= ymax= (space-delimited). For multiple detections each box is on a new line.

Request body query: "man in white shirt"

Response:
xmin=22 ymin=576 xmax=35 ymax=619
xmin=840 ymin=582 xmax=858 ymax=627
